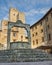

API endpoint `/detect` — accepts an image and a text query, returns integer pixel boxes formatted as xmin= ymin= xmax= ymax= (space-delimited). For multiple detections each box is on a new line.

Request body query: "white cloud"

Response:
xmin=0 ymin=6 xmax=8 ymax=12
xmin=3 ymin=14 xmax=9 ymax=20
xmin=25 ymin=8 xmax=49 ymax=16
xmin=40 ymin=8 xmax=49 ymax=14
xmin=25 ymin=8 xmax=50 ymax=25
xmin=25 ymin=9 xmax=38 ymax=16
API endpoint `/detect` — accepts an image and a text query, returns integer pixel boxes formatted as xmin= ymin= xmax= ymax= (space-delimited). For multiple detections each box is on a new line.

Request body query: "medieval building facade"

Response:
xmin=0 ymin=8 xmax=28 ymax=50
xmin=30 ymin=8 xmax=52 ymax=53
xmin=0 ymin=8 xmax=52 ymax=53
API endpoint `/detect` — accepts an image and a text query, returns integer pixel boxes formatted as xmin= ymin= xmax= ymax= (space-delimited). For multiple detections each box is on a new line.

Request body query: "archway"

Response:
xmin=7 ymin=20 xmax=31 ymax=49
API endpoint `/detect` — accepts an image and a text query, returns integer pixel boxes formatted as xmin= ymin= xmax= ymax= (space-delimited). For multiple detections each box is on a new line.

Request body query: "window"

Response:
xmin=48 ymin=34 xmax=51 ymax=40
xmin=21 ymin=36 xmax=23 ymax=38
xmin=13 ymin=32 xmax=16 ymax=37
xmin=21 ymin=36 xmax=23 ymax=41
xmin=13 ymin=39 xmax=16 ymax=42
xmin=35 ymin=32 xmax=38 ymax=35
xmin=41 ymin=29 xmax=43 ymax=33
xmin=46 ymin=17 xmax=48 ymax=22
xmin=25 ymin=37 xmax=28 ymax=39
xmin=36 ymin=39 xmax=38 ymax=44
xmin=42 ymin=37 xmax=44 ymax=42
xmin=33 ymin=40 xmax=35 ymax=45
xmin=32 ymin=34 xmax=34 ymax=37
xmin=47 ymin=25 xmax=49 ymax=29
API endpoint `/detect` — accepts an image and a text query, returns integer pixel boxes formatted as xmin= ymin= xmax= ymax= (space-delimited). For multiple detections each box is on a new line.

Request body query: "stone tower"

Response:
xmin=9 ymin=8 xmax=25 ymax=23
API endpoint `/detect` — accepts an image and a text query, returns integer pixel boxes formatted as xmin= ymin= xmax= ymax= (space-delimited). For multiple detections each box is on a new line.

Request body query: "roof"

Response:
xmin=30 ymin=8 xmax=52 ymax=28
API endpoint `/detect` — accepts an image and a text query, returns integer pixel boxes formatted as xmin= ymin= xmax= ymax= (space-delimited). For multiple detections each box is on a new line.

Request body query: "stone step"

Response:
xmin=0 ymin=49 xmax=52 ymax=62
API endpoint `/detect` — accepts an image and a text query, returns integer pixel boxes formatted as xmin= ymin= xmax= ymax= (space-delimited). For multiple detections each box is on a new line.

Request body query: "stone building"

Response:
xmin=0 ymin=8 xmax=52 ymax=53
xmin=0 ymin=8 xmax=28 ymax=50
xmin=30 ymin=8 xmax=52 ymax=53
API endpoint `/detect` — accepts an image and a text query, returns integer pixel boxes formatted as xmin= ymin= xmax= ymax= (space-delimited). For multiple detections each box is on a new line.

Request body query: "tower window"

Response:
xmin=21 ymin=36 xmax=23 ymax=41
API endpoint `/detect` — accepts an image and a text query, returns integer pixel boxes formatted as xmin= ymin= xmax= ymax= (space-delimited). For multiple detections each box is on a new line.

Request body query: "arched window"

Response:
xmin=21 ymin=36 xmax=23 ymax=41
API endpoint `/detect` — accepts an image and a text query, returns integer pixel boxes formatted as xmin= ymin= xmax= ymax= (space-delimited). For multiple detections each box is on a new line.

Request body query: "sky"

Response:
xmin=0 ymin=0 xmax=52 ymax=26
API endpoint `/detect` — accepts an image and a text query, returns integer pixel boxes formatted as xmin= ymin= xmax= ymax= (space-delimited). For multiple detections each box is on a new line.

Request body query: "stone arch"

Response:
xmin=7 ymin=20 xmax=31 ymax=49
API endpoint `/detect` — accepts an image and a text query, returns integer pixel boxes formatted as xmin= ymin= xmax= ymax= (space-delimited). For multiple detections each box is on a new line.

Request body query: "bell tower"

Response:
xmin=9 ymin=8 xmax=19 ymax=22
xmin=9 ymin=8 xmax=25 ymax=23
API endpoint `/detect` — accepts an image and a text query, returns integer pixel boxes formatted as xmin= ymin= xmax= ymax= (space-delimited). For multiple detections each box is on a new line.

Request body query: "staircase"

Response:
xmin=0 ymin=49 xmax=52 ymax=62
